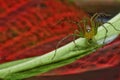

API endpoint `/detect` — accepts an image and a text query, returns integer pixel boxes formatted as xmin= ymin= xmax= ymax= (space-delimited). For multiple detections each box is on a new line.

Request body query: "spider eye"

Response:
xmin=87 ymin=29 xmax=91 ymax=32
xmin=86 ymin=25 xmax=91 ymax=33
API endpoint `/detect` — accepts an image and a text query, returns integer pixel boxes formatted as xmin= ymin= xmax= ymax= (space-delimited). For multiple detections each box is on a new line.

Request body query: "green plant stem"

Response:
xmin=0 ymin=13 xmax=120 ymax=79
xmin=4 ymin=49 xmax=94 ymax=80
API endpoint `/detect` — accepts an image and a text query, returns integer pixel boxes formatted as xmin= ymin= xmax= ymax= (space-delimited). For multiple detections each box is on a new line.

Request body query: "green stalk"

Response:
xmin=4 ymin=49 xmax=94 ymax=80
xmin=0 ymin=13 xmax=120 ymax=80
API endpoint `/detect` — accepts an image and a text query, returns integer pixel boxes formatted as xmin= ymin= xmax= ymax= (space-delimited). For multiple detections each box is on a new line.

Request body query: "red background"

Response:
xmin=0 ymin=0 xmax=119 ymax=80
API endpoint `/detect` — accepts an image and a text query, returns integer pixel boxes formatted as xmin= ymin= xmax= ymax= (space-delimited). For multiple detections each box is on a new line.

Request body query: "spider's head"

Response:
xmin=84 ymin=25 xmax=95 ymax=40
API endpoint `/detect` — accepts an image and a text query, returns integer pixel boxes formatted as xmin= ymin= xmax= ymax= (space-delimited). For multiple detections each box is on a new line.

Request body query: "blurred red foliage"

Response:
xmin=0 ymin=0 xmax=120 ymax=80
xmin=0 ymin=0 xmax=87 ymax=63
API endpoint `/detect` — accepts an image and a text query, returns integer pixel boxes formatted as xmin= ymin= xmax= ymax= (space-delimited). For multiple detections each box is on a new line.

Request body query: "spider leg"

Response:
xmin=107 ymin=22 xmax=120 ymax=31
xmin=101 ymin=24 xmax=108 ymax=45
xmin=91 ymin=13 xmax=99 ymax=21
xmin=52 ymin=34 xmax=74 ymax=60
xmin=72 ymin=30 xmax=84 ymax=50
xmin=72 ymin=30 xmax=79 ymax=46
xmin=99 ymin=23 xmax=108 ymax=45
xmin=94 ymin=13 xmax=111 ymax=45
xmin=52 ymin=29 xmax=83 ymax=60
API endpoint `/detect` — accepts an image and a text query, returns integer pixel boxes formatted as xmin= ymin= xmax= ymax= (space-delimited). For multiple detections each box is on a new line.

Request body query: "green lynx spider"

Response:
xmin=52 ymin=13 xmax=120 ymax=59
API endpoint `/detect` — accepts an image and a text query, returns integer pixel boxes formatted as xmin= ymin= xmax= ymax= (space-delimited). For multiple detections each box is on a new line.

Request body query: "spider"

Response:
xmin=52 ymin=13 xmax=120 ymax=59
